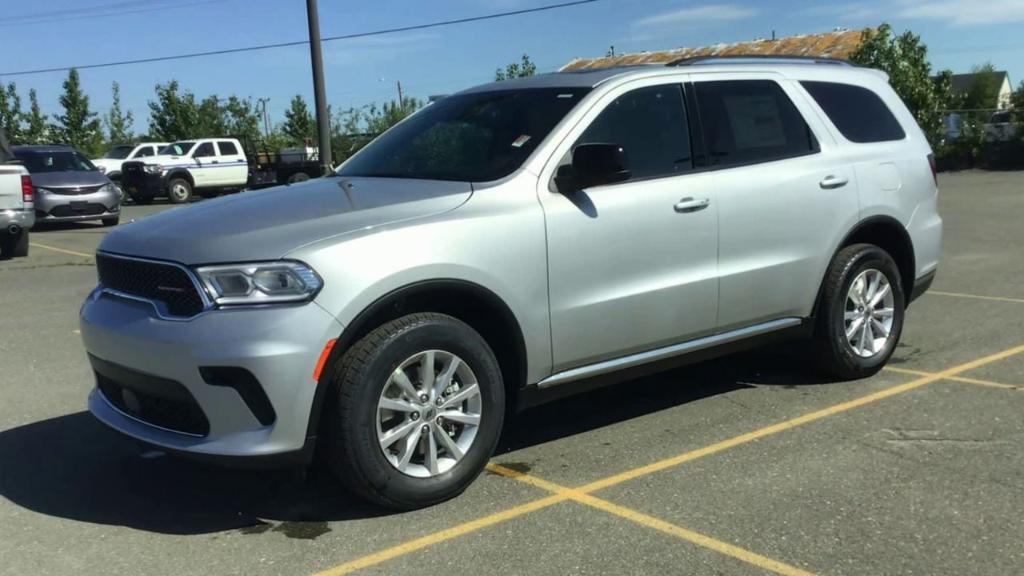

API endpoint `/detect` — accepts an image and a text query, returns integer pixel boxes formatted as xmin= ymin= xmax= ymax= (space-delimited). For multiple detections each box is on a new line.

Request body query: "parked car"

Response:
xmin=80 ymin=58 xmax=941 ymax=509
xmin=120 ymin=138 xmax=250 ymax=204
xmin=0 ymin=129 xmax=33 ymax=258
xmin=13 ymin=145 xmax=120 ymax=226
xmin=984 ymin=110 xmax=1019 ymax=142
xmin=92 ymin=142 xmax=169 ymax=186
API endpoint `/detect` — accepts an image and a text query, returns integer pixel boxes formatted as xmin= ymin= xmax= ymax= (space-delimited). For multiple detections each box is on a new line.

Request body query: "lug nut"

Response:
xmin=436 ymin=397 xmax=444 ymax=406
xmin=421 ymin=425 xmax=429 ymax=433
xmin=411 ymin=412 xmax=419 ymax=420
xmin=419 ymin=394 xmax=429 ymax=403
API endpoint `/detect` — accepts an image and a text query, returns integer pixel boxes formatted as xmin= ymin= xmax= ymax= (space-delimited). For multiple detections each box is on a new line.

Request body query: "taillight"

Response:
xmin=927 ymin=153 xmax=938 ymax=187
xmin=20 ymin=174 xmax=33 ymax=203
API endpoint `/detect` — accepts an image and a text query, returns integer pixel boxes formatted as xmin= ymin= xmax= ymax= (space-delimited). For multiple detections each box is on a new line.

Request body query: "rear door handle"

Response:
xmin=673 ymin=197 xmax=711 ymax=213
xmin=819 ymin=175 xmax=849 ymax=189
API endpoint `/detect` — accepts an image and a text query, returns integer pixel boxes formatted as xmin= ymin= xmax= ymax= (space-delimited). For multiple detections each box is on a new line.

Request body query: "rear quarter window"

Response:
xmin=801 ymin=81 xmax=906 ymax=143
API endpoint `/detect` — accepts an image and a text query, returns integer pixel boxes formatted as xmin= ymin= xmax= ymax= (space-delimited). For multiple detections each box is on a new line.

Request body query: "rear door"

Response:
xmin=694 ymin=76 xmax=859 ymax=330
xmin=216 ymin=140 xmax=248 ymax=187
xmin=540 ymin=78 xmax=720 ymax=372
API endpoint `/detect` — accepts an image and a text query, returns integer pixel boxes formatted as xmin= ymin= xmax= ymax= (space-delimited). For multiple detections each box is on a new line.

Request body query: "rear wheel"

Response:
xmin=0 ymin=230 xmax=29 ymax=258
xmin=167 ymin=178 xmax=192 ymax=204
xmin=323 ymin=313 xmax=504 ymax=510
xmin=815 ymin=244 xmax=905 ymax=379
xmin=287 ymin=172 xmax=311 ymax=184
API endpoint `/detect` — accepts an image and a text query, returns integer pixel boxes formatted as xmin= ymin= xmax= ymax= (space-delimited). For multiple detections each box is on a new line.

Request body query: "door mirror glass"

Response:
xmin=562 ymin=143 xmax=630 ymax=191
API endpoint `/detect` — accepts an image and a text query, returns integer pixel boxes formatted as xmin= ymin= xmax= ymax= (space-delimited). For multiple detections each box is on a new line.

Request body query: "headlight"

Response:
xmin=100 ymin=182 xmax=117 ymax=194
xmin=143 ymin=164 xmax=163 ymax=174
xmin=195 ymin=261 xmax=322 ymax=306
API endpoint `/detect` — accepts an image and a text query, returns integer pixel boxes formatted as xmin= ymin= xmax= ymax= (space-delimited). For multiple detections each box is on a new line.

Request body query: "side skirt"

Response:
xmin=517 ymin=318 xmax=811 ymax=411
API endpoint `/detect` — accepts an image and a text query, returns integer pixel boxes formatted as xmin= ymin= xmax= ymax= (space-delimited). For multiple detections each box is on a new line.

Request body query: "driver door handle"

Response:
xmin=674 ymin=197 xmax=711 ymax=213
xmin=819 ymin=175 xmax=849 ymax=189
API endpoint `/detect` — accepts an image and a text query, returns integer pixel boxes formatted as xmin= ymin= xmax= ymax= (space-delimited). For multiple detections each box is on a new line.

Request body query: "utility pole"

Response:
xmin=257 ymin=97 xmax=271 ymax=139
xmin=306 ymin=0 xmax=333 ymax=174
xmin=396 ymin=80 xmax=404 ymax=108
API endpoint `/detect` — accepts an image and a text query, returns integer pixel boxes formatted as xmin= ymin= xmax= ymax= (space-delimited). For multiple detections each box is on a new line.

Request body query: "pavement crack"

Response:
xmin=882 ymin=428 xmax=1005 ymax=447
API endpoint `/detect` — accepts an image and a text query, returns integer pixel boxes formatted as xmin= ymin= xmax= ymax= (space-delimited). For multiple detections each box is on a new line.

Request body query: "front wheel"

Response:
xmin=815 ymin=244 xmax=905 ymax=379
xmin=167 ymin=178 xmax=192 ymax=204
xmin=323 ymin=313 xmax=505 ymax=510
xmin=0 ymin=230 xmax=29 ymax=258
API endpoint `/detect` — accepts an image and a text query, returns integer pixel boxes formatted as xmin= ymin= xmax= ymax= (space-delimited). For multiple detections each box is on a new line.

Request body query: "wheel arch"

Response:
xmin=165 ymin=169 xmax=195 ymax=189
xmin=306 ymin=279 xmax=529 ymax=450
xmin=814 ymin=215 xmax=916 ymax=320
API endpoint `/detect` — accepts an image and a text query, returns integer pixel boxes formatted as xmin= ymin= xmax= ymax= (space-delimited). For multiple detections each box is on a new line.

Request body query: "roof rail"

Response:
xmin=666 ymin=55 xmax=854 ymax=67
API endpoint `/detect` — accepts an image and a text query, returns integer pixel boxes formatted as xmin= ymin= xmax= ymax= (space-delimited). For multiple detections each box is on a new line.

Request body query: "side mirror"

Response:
xmin=559 ymin=143 xmax=631 ymax=192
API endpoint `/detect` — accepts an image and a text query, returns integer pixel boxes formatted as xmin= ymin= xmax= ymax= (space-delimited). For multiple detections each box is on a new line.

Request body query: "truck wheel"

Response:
xmin=323 ymin=313 xmax=505 ymax=510
xmin=287 ymin=172 xmax=311 ymax=184
xmin=0 ymin=230 xmax=29 ymax=258
xmin=815 ymin=244 xmax=905 ymax=379
xmin=167 ymin=178 xmax=192 ymax=204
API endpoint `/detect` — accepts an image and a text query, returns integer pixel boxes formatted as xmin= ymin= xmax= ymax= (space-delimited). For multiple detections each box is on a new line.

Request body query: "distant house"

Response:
xmin=561 ymin=29 xmax=868 ymax=71
xmin=948 ymin=71 xmax=1013 ymax=110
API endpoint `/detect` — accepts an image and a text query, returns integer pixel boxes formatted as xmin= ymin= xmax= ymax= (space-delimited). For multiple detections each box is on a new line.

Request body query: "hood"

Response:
xmin=100 ymin=176 xmax=472 ymax=264
xmin=136 ymin=154 xmax=190 ymax=166
xmin=91 ymin=158 xmax=122 ymax=171
xmin=31 ymin=170 xmax=111 ymax=190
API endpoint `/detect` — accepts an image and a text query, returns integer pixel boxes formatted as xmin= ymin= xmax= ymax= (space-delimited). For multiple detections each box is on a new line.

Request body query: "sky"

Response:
xmin=3 ymin=0 xmax=1023 ymax=136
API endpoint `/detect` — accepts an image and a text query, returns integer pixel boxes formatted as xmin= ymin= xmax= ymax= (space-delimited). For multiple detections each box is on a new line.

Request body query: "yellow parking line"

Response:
xmin=929 ymin=290 xmax=1024 ymax=305
xmin=884 ymin=366 xmax=1021 ymax=390
xmin=29 ymin=242 xmax=93 ymax=259
xmin=488 ymin=464 xmax=816 ymax=576
xmin=311 ymin=494 xmax=568 ymax=576
xmin=314 ymin=342 xmax=1024 ymax=575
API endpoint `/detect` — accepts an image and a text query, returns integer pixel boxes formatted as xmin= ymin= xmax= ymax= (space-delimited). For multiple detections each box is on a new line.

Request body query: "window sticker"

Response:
xmin=511 ymin=135 xmax=532 ymax=148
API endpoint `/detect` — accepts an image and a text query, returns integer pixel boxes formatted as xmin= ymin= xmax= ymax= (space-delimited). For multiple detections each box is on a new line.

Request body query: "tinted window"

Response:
xmin=801 ymin=81 xmax=905 ymax=143
xmin=575 ymin=84 xmax=691 ymax=180
xmin=339 ymin=88 xmax=589 ymax=182
xmin=135 ymin=146 xmax=155 ymax=158
xmin=15 ymin=150 xmax=96 ymax=173
xmin=161 ymin=141 xmax=195 ymax=156
xmin=695 ymin=80 xmax=817 ymax=167
xmin=193 ymin=142 xmax=215 ymax=158
xmin=218 ymin=141 xmax=239 ymax=155
xmin=103 ymin=145 xmax=133 ymax=159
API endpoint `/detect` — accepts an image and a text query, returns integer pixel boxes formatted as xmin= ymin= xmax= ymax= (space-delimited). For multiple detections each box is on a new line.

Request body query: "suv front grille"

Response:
xmin=96 ymin=252 xmax=206 ymax=318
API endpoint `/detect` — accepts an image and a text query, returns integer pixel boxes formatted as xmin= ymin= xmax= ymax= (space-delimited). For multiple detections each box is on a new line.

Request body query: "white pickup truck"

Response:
xmin=120 ymin=138 xmax=249 ymax=204
xmin=92 ymin=142 xmax=169 ymax=183
xmin=0 ymin=162 xmax=33 ymax=258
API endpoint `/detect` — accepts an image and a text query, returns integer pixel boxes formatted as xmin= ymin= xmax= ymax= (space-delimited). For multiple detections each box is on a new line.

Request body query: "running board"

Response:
xmin=537 ymin=318 xmax=803 ymax=389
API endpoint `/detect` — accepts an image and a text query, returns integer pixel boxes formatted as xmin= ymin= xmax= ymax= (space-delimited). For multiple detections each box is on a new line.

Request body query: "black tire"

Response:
xmin=287 ymin=172 xmax=311 ymax=184
xmin=101 ymin=216 xmax=119 ymax=227
xmin=323 ymin=313 xmax=505 ymax=510
xmin=0 ymin=230 xmax=29 ymax=258
xmin=167 ymin=177 xmax=192 ymax=204
xmin=815 ymin=243 xmax=905 ymax=379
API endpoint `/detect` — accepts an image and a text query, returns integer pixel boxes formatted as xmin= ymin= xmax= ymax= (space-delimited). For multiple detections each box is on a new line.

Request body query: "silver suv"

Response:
xmin=80 ymin=59 xmax=942 ymax=509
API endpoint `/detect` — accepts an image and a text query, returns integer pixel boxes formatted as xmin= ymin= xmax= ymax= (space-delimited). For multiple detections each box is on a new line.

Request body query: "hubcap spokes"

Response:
xmin=376 ymin=350 xmax=482 ymax=478
xmin=844 ymin=269 xmax=896 ymax=358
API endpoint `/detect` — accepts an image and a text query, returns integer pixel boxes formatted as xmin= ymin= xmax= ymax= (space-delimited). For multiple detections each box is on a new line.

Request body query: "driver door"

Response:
xmin=540 ymin=80 xmax=719 ymax=373
xmin=191 ymin=142 xmax=216 ymax=186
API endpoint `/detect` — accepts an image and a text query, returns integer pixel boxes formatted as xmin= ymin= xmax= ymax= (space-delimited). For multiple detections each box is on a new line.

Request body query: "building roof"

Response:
xmin=948 ymin=71 xmax=1010 ymax=94
xmin=561 ymin=29 xmax=868 ymax=72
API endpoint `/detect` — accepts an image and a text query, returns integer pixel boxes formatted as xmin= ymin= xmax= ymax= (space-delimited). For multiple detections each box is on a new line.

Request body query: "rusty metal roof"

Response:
xmin=561 ymin=29 xmax=869 ymax=72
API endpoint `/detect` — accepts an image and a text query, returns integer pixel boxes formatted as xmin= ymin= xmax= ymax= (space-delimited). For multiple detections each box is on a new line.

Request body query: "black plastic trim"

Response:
xmin=909 ymin=270 xmax=936 ymax=304
xmin=199 ymin=366 xmax=277 ymax=426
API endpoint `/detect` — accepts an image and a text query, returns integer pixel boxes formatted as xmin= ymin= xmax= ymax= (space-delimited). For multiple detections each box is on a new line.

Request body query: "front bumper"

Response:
xmin=0 ymin=207 xmax=34 ymax=231
xmin=80 ymin=290 xmax=344 ymax=461
xmin=35 ymin=188 xmax=120 ymax=223
xmin=121 ymin=169 xmax=166 ymax=198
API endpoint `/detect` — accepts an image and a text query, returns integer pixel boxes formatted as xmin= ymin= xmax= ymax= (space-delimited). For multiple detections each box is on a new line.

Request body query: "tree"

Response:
xmin=223 ymin=95 xmax=262 ymax=147
xmin=495 ymin=54 xmax=537 ymax=81
xmin=53 ymin=68 xmax=103 ymax=154
xmin=104 ymin=82 xmax=134 ymax=144
xmin=148 ymin=80 xmax=199 ymax=140
xmin=24 ymin=89 xmax=48 ymax=144
xmin=0 ymin=83 xmax=25 ymax=143
xmin=331 ymin=97 xmax=424 ymax=161
xmin=196 ymin=95 xmax=228 ymax=137
xmin=849 ymin=24 xmax=953 ymax=146
xmin=962 ymin=63 xmax=1003 ymax=111
xmin=282 ymin=94 xmax=315 ymax=145
xmin=1013 ymin=81 xmax=1024 ymax=110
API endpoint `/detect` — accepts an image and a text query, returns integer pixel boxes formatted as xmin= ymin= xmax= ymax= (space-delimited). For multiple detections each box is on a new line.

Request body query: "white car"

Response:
xmin=120 ymin=138 xmax=249 ymax=204
xmin=92 ymin=142 xmax=169 ymax=182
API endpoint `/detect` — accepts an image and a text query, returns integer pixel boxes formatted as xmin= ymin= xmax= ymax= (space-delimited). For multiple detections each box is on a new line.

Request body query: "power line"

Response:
xmin=0 ymin=0 xmax=601 ymax=77
xmin=0 ymin=0 xmax=225 ymax=27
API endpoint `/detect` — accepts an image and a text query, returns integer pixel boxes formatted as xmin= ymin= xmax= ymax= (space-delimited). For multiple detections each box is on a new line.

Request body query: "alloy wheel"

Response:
xmin=844 ymin=268 xmax=896 ymax=358
xmin=376 ymin=350 xmax=482 ymax=478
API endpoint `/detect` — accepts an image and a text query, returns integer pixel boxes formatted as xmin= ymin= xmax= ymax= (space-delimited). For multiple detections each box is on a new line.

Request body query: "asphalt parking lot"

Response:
xmin=1 ymin=170 xmax=1022 ymax=576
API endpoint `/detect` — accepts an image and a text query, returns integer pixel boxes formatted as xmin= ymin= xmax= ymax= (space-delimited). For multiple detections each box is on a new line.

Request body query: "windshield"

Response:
xmin=103 ymin=145 xmax=134 ymax=159
xmin=338 ymin=88 xmax=590 ymax=182
xmin=15 ymin=150 xmax=97 ymax=173
xmin=160 ymin=141 xmax=195 ymax=156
